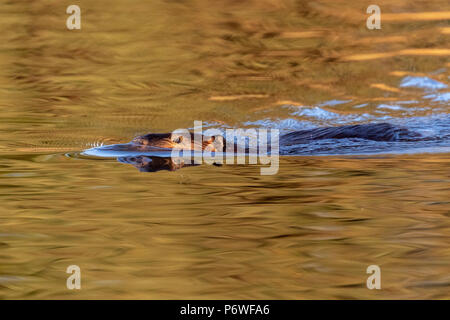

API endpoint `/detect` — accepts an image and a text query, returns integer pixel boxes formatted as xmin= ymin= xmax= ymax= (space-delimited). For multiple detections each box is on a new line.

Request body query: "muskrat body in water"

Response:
xmin=97 ymin=123 xmax=424 ymax=173
xmin=131 ymin=123 xmax=420 ymax=151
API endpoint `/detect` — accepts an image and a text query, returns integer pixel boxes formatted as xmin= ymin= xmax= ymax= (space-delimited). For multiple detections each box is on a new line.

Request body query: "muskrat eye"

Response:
xmin=172 ymin=135 xmax=184 ymax=144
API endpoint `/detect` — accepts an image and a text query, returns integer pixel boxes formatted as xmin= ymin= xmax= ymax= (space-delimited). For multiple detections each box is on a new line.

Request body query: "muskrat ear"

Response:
xmin=211 ymin=135 xmax=224 ymax=144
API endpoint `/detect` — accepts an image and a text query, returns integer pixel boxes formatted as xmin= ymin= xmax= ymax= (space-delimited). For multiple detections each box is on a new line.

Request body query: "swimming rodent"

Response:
xmin=131 ymin=123 xmax=421 ymax=151
xmin=109 ymin=123 xmax=424 ymax=172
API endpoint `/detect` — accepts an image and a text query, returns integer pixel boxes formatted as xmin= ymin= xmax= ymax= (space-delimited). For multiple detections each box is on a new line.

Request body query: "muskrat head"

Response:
xmin=131 ymin=133 xmax=177 ymax=148
xmin=132 ymin=132 xmax=225 ymax=151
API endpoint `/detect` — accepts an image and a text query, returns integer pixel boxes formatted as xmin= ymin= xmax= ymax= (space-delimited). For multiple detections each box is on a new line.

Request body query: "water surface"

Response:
xmin=0 ymin=0 xmax=449 ymax=299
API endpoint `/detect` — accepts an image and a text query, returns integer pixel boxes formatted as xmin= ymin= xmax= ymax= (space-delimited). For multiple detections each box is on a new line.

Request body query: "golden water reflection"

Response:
xmin=0 ymin=0 xmax=449 ymax=299
xmin=0 ymin=154 xmax=449 ymax=299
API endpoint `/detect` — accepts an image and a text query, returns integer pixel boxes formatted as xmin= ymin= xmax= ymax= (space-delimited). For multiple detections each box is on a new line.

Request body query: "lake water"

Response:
xmin=0 ymin=0 xmax=449 ymax=299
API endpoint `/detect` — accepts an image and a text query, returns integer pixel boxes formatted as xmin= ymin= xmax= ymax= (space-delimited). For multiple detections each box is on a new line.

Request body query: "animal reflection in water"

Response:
xmin=117 ymin=156 xmax=222 ymax=172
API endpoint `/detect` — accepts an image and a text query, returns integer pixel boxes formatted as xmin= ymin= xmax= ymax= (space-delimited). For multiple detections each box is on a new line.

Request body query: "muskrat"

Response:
xmin=109 ymin=123 xmax=424 ymax=173
xmin=131 ymin=123 xmax=420 ymax=151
